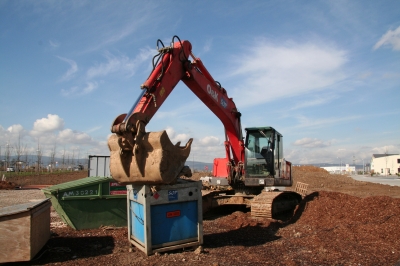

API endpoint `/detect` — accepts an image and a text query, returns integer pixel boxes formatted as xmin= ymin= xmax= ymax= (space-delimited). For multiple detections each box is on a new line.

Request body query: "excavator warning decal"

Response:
xmin=109 ymin=182 xmax=127 ymax=195
xmin=159 ymin=86 xmax=165 ymax=97
xmin=166 ymin=210 xmax=181 ymax=218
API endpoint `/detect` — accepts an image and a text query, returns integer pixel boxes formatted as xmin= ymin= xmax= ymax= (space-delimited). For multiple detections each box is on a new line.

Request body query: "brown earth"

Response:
xmin=0 ymin=181 xmax=18 ymax=190
xmin=3 ymin=166 xmax=400 ymax=265
xmin=291 ymin=165 xmax=400 ymax=198
xmin=1 ymin=170 xmax=87 ymax=187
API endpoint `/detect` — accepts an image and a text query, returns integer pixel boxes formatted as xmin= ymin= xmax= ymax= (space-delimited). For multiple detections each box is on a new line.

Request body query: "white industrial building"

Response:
xmin=370 ymin=154 xmax=400 ymax=175
xmin=321 ymin=164 xmax=355 ymax=174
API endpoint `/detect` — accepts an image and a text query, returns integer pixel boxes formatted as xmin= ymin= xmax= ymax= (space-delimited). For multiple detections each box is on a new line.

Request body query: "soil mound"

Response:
xmin=294 ymin=165 xmax=329 ymax=173
xmin=0 ymin=181 xmax=17 ymax=190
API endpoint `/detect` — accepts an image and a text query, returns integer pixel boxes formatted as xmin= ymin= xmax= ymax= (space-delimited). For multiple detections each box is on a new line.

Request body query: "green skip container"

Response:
xmin=42 ymin=176 xmax=127 ymax=230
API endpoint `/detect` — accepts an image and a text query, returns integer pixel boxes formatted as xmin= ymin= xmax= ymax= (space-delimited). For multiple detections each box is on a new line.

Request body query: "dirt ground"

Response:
xmin=2 ymin=166 xmax=400 ymax=265
xmin=1 ymin=170 xmax=87 ymax=187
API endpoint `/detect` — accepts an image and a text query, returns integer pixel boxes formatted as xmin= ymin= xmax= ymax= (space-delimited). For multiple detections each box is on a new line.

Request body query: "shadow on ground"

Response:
xmin=203 ymin=192 xmax=320 ymax=248
xmin=7 ymin=236 xmax=115 ymax=265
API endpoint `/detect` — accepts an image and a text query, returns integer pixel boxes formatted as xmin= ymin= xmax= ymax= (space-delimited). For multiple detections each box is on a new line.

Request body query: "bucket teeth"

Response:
xmin=108 ymin=130 xmax=193 ymax=185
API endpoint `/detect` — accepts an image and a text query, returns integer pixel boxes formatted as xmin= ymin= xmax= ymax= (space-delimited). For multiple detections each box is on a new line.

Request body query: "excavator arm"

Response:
xmin=109 ymin=36 xmax=302 ymax=220
xmin=108 ymin=36 xmax=244 ymax=184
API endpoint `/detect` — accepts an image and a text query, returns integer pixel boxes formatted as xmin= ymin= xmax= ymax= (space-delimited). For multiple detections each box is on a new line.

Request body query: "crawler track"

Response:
xmin=251 ymin=191 xmax=302 ymax=218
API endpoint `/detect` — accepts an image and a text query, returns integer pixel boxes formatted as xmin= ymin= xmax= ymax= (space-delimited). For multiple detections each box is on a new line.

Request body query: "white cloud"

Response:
xmin=289 ymin=96 xmax=337 ymax=111
xmin=87 ymin=53 xmax=126 ymax=79
xmin=286 ymin=143 xmax=400 ymax=165
xmin=61 ymin=86 xmax=78 ymax=96
xmin=86 ymin=48 xmax=154 ymax=79
xmin=164 ymin=127 xmax=176 ymax=138
xmin=58 ymin=129 xmax=96 ymax=145
xmin=358 ymin=72 xmax=372 ymax=79
xmin=82 ymin=82 xmax=98 ymax=94
xmin=57 ymin=56 xmax=78 ymax=81
xmin=202 ymin=39 xmax=212 ymax=54
xmin=87 ymin=23 xmax=140 ymax=53
xmin=230 ymin=40 xmax=347 ymax=107
xmin=291 ymin=114 xmax=361 ymax=129
xmin=190 ymin=141 xmax=225 ymax=163
xmin=0 ymin=125 xmax=28 ymax=145
xmin=293 ymin=138 xmax=331 ymax=148
xmin=198 ymin=136 xmax=220 ymax=146
xmin=373 ymin=26 xmax=400 ymax=51
xmin=7 ymin=124 xmax=24 ymax=135
xmin=31 ymin=114 xmax=64 ymax=136
xmin=61 ymin=82 xmax=98 ymax=96
xmin=165 ymin=127 xmax=192 ymax=145
xmin=49 ymin=40 xmax=60 ymax=48
xmin=370 ymin=145 xmax=398 ymax=155
xmin=0 ymin=117 xmax=107 ymax=158
xmin=285 ymin=148 xmax=335 ymax=164
xmin=164 ymin=127 xmax=222 ymax=152
xmin=382 ymin=72 xmax=400 ymax=79
xmin=153 ymin=99 xmax=204 ymax=120
xmin=86 ymin=126 xmax=102 ymax=133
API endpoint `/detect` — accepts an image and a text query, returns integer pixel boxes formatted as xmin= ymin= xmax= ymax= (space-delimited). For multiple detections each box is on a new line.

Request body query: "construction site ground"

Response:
xmin=1 ymin=165 xmax=400 ymax=265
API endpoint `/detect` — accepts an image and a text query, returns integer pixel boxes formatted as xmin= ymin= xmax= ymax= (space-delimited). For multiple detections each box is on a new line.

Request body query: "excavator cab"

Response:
xmin=244 ymin=127 xmax=291 ymax=187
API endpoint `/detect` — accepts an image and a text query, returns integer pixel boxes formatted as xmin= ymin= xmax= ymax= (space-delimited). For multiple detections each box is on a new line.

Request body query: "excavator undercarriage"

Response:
xmin=250 ymin=191 xmax=303 ymax=219
xmin=201 ymin=185 xmax=305 ymax=219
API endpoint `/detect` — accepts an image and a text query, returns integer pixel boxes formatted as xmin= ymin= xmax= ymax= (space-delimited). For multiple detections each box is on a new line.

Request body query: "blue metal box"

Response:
xmin=127 ymin=179 xmax=203 ymax=255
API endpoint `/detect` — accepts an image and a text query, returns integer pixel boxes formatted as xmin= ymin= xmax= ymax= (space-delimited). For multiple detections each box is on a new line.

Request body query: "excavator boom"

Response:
xmin=108 ymin=36 xmax=303 ymax=219
xmin=108 ymin=36 xmax=244 ymax=184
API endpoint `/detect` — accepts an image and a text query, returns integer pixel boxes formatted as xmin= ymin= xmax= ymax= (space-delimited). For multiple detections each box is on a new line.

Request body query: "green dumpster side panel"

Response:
xmin=42 ymin=176 xmax=127 ymax=230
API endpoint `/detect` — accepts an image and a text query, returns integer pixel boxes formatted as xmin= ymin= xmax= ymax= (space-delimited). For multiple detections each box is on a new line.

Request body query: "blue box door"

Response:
xmin=150 ymin=201 xmax=198 ymax=245
xmin=130 ymin=201 xmax=145 ymax=244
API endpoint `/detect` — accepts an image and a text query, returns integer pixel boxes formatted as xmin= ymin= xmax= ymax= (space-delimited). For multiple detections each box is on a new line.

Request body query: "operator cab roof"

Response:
xmin=244 ymin=126 xmax=282 ymax=137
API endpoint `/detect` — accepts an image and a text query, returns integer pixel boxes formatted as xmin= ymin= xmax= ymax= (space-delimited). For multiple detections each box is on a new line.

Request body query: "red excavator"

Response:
xmin=108 ymin=36 xmax=303 ymax=218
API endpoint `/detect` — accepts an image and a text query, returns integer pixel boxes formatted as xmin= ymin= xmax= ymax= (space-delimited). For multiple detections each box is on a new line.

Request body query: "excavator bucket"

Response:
xmin=108 ymin=130 xmax=193 ymax=185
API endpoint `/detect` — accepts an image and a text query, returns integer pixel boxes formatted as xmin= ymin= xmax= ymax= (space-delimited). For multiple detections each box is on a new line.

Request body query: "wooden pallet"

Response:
xmin=295 ymin=182 xmax=309 ymax=197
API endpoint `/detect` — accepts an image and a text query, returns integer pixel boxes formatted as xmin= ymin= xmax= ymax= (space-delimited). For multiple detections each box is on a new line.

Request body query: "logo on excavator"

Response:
xmin=207 ymin=84 xmax=218 ymax=102
xmin=220 ymin=98 xmax=227 ymax=108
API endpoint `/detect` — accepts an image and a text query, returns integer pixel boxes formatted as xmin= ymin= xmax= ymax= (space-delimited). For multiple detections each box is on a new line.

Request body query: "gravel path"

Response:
xmin=0 ymin=189 xmax=47 ymax=208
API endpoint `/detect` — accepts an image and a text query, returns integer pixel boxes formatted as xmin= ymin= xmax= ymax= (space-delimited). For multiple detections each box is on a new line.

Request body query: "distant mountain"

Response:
xmin=185 ymin=161 xmax=214 ymax=172
xmin=2 ymin=155 xmax=89 ymax=167
xmin=3 ymin=155 xmax=368 ymax=172
xmin=3 ymin=154 xmax=213 ymax=172
xmin=295 ymin=163 xmax=370 ymax=168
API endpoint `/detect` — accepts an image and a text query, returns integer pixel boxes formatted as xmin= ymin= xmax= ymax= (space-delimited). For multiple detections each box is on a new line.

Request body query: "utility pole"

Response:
xmin=36 ymin=140 xmax=42 ymax=175
xmin=337 ymin=157 xmax=342 ymax=175
xmin=385 ymin=148 xmax=388 ymax=176
xmin=362 ymin=158 xmax=365 ymax=175
xmin=5 ymin=142 xmax=11 ymax=172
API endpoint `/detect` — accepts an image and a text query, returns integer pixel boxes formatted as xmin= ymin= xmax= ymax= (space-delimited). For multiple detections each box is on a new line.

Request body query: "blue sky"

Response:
xmin=0 ymin=0 xmax=399 ymax=166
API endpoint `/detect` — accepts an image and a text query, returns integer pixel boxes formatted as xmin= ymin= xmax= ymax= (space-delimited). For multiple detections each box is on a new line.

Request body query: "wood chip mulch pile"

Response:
xmin=3 ymin=167 xmax=400 ymax=265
